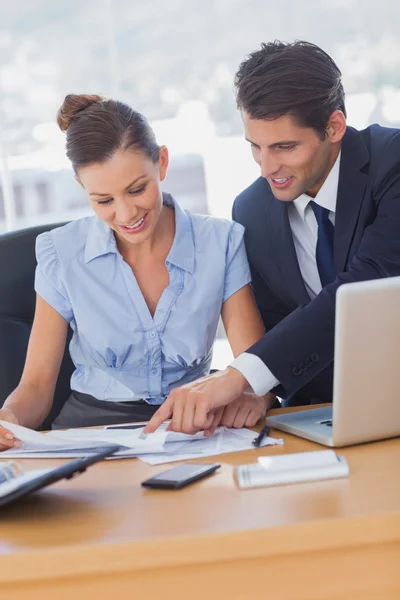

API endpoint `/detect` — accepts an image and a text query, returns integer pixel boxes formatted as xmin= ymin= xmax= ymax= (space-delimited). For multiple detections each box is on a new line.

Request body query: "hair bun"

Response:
xmin=57 ymin=94 xmax=105 ymax=132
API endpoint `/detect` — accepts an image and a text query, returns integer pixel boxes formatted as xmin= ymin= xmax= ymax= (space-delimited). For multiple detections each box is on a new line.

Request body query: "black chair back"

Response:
xmin=0 ymin=223 xmax=74 ymax=429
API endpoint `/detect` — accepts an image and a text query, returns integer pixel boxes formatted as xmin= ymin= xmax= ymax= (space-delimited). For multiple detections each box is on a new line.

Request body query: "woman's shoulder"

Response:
xmin=36 ymin=216 xmax=97 ymax=265
xmin=181 ymin=208 xmax=250 ymax=293
xmin=186 ymin=209 xmax=245 ymax=242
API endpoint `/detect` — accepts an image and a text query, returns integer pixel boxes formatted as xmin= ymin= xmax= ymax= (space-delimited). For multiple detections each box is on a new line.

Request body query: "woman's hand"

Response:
xmin=0 ymin=408 xmax=21 ymax=451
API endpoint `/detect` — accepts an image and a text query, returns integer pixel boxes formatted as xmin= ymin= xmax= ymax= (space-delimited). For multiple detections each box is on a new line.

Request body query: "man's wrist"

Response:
xmin=230 ymin=352 xmax=279 ymax=396
xmin=263 ymin=392 xmax=277 ymax=410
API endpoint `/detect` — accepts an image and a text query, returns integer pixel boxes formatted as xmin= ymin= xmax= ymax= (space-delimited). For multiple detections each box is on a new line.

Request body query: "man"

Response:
xmin=145 ymin=40 xmax=400 ymax=434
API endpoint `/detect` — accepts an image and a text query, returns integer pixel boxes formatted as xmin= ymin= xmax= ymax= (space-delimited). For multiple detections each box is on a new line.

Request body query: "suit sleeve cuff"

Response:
xmin=230 ymin=352 xmax=279 ymax=396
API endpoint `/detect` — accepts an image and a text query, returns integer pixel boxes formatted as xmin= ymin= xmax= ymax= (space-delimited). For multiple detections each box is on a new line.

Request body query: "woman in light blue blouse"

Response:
xmin=0 ymin=94 xmax=274 ymax=444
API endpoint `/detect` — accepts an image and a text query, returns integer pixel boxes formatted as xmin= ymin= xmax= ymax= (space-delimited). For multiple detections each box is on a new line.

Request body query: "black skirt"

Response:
xmin=52 ymin=391 xmax=159 ymax=429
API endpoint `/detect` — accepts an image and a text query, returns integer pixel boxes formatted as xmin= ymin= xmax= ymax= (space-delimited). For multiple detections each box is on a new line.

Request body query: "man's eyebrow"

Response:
xmin=89 ymin=174 xmax=148 ymax=197
xmin=245 ymin=137 xmax=300 ymax=149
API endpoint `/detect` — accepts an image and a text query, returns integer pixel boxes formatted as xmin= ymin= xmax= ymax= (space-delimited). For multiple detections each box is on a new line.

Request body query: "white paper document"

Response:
xmin=0 ymin=420 xmax=167 ymax=458
xmin=136 ymin=427 xmax=283 ymax=465
xmin=0 ymin=420 xmax=282 ymax=462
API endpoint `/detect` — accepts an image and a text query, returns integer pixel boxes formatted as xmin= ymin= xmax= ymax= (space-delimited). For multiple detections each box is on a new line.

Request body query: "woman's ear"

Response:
xmin=158 ymin=145 xmax=169 ymax=182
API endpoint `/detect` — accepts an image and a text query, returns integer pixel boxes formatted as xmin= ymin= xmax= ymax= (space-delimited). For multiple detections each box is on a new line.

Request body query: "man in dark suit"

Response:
xmin=146 ymin=40 xmax=400 ymax=434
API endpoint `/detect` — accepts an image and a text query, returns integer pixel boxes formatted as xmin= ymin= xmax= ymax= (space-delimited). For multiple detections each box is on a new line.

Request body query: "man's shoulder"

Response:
xmin=235 ymin=176 xmax=270 ymax=204
xmin=354 ymin=124 xmax=400 ymax=162
xmin=233 ymin=177 xmax=271 ymax=221
xmin=361 ymin=123 xmax=400 ymax=146
xmin=357 ymin=124 xmax=400 ymax=182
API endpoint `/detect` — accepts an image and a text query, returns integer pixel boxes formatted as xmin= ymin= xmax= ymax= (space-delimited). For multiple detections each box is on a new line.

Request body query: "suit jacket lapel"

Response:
xmin=264 ymin=196 xmax=310 ymax=306
xmin=334 ymin=127 xmax=370 ymax=272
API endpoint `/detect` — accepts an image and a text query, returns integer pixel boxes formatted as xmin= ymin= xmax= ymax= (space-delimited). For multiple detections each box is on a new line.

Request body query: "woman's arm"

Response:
xmin=0 ymin=295 xmax=68 ymax=446
xmin=216 ymin=284 xmax=276 ymax=430
xmin=221 ymin=283 xmax=265 ymax=358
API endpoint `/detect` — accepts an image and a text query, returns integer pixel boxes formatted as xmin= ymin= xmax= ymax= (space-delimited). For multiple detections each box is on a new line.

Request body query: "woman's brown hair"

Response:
xmin=57 ymin=94 xmax=160 ymax=171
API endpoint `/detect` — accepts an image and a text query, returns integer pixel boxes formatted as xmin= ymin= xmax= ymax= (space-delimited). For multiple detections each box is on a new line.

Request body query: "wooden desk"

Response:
xmin=0 ymin=406 xmax=399 ymax=600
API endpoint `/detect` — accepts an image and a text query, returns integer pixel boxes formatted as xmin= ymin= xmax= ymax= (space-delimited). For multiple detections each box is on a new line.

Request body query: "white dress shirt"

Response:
xmin=231 ymin=153 xmax=341 ymax=396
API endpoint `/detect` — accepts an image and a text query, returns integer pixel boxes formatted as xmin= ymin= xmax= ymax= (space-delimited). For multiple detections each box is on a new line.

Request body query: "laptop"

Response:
xmin=265 ymin=276 xmax=400 ymax=447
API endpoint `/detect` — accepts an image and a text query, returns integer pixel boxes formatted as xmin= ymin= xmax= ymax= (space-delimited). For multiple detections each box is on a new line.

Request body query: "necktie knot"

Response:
xmin=309 ymin=200 xmax=335 ymax=287
xmin=310 ymin=200 xmax=331 ymax=224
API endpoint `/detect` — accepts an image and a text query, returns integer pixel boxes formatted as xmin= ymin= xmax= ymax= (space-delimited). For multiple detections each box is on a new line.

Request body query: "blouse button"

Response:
xmin=149 ymin=331 xmax=156 ymax=339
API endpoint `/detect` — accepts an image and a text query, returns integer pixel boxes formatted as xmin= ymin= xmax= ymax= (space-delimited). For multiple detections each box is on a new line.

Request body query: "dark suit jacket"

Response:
xmin=232 ymin=125 xmax=400 ymax=406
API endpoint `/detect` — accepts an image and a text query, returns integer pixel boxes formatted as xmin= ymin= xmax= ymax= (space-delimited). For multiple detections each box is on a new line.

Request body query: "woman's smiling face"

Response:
xmin=77 ymin=146 xmax=169 ymax=246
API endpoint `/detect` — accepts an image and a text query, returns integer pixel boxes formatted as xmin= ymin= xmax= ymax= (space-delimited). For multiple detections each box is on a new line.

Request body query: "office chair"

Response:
xmin=0 ymin=222 xmax=74 ymax=429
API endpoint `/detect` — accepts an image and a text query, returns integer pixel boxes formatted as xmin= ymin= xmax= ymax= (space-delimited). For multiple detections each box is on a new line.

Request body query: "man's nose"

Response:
xmin=260 ymin=151 xmax=281 ymax=180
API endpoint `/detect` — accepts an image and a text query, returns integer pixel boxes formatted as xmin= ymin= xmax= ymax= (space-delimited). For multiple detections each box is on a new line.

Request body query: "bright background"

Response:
xmin=1 ymin=0 xmax=399 ymax=366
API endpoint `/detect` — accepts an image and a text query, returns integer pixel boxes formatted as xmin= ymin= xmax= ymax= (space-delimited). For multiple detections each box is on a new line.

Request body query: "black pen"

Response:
xmin=252 ymin=425 xmax=271 ymax=448
xmin=105 ymin=424 xmax=145 ymax=430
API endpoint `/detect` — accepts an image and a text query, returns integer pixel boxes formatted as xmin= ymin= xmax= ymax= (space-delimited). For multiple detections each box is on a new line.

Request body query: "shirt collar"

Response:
xmin=292 ymin=151 xmax=341 ymax=221
xmin=84 ymin=192 xmax=195 ymax=274
xmin=84 ymin=217 xmax=117 ymax=263
xmin=164 ymin=193 xmax=195 ymax=273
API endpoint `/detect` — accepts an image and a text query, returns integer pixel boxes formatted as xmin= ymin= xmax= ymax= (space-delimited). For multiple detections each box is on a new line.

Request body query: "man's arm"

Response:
xmin=243 ymin=172 xmax=400 ymax=398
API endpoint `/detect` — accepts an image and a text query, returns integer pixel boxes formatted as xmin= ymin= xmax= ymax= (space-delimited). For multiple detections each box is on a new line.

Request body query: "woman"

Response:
xmin=0 ymin=94 xmax=274 ymax=450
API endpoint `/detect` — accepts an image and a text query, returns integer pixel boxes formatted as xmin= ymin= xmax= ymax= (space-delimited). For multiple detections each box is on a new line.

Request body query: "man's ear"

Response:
xmin=326 ymin=110 xmax=346 ymax=143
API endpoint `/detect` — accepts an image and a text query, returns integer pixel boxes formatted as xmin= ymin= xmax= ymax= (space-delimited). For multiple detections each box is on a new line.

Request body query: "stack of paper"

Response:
xmin=0 ymin=420 xmax=283 ymax=464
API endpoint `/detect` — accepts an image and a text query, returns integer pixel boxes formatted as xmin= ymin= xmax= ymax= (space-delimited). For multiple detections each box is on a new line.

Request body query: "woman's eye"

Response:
xmin=128 ymin=185 xmax=146 ymax=195
xmin=97 ymin=198 xmax=112 ymax=205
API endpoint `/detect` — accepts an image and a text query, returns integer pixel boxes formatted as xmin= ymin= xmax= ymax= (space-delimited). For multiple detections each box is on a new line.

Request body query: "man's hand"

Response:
xmin=202 ymin=392 xmax=276 ymax=436
xmin=144 ymin=367 xmax=249 ymax=434
xmin=215 ymin=392 xmax=275 ymax=433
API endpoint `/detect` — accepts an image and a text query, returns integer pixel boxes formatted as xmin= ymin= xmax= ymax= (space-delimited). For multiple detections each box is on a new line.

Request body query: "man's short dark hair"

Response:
xmin=234 ymin=40 xmax=346 ymax=139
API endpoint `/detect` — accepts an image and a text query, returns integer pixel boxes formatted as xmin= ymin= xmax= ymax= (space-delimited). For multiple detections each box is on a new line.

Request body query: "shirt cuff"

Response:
xmin=230 ymin=352 xmax=279 ymax=396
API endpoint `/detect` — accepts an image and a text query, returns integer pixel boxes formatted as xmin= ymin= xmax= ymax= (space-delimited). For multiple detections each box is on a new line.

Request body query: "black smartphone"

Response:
xmin=141 ymin=463 xmax=221 ymax=490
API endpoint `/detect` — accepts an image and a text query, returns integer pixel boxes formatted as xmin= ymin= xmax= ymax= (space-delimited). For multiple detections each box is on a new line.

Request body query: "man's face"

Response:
xmin=242 ymin=111 xmax=340 ymax=201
